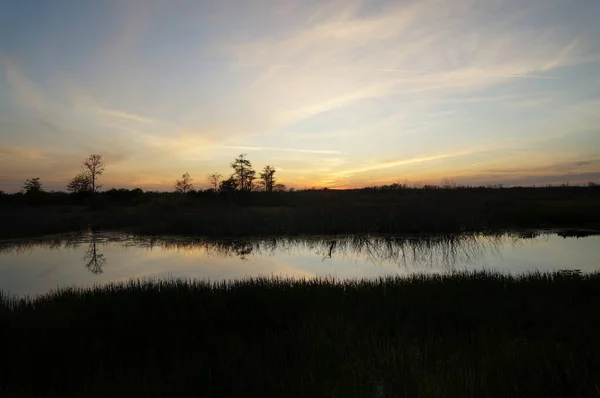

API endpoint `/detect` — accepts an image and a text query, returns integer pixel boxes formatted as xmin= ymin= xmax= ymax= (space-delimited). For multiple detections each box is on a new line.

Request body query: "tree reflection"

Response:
xmin=82 ymin=232 xmax=106 ymax=274
xmin=0 ymin=230 xmax=592 ymax=272
xmin=145 ymin=233 xmax=508 ymax=269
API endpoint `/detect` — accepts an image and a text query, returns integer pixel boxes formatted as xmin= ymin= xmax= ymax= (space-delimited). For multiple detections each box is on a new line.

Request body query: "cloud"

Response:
xmin=221 ymin=0 xmax=595 ymax=128
xmin=96 ymin=107 xmax=165 ymax=125
xmin=330 ymin=150 xmax=483 ymax=177
xmin=86 ymin=0 xmax=158 ymax=71
xmin=220 ymin=145 xmax=342 ymax=154
xmin=2 ymin=56 xmax=46 ymax=112
xmin=480 ymin=159 xmax=600 ymax=175
xmin=66 ymin=89 xmax=168 ymax=126
xmin=37 ymin=118 xmax=65 ymax=135
xmin=0 ymin=146 xmax=47 ymax=161
xmin=540 ymin=36 xmax=593 ymax=72
xmin=458 ymin=172 xmax=600 ymax=187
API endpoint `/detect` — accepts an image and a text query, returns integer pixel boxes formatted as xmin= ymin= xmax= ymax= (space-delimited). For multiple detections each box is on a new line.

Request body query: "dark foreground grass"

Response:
xmin=1 ymin=272 xmax=600 ymax=397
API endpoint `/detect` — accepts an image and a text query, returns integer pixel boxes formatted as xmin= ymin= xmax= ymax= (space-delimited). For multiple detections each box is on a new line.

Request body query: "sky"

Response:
xmin=1 ymin=0 xmax=599 ymax=192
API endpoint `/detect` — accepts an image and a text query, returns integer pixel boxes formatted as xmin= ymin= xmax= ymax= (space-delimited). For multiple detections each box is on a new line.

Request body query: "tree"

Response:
xmin=274 ymin=183 xmax=287 ymax=192
xmin=207 ymin=173 xmax=222 ymax=192
xmin=219 ymin=176 xmax=238 ymax=193
xmin=175 ymin=172 xmax=194 ymax=193
xmin=260 ymin=165 xmax=276 ymax=193
xmin=67 ymin=172 xmax=92 ymax=193
xmin=253 ymin=180 xmax=266 ymax=191
xmin=230 ymin=153 xmax=256 ymax=191
xmin=83 ymin=154 xmax=105 ymax=193
xmin=23 ymin=177 xmax=43 ymax=194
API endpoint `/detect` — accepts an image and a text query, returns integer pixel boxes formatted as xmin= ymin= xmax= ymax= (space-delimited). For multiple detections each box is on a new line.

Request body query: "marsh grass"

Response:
xmin=1 ymin=271 xmax=600 ymax=397
xmin=1 ymin=186 xmax=599 ymax=239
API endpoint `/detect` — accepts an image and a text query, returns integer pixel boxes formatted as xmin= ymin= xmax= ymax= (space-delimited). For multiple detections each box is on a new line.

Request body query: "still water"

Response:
xmin=1 ymin=231 xmax=599 ymax=296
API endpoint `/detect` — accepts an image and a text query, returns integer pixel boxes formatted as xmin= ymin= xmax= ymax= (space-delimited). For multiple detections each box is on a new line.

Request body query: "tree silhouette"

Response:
xmin=260 ymin=165 xmax=276 ymax=193
xmin=67 ymin=172 xmax=92 ymax=193
xmin=83 ymin=154 xmax=105 ymax=193
xmin=175 ymin=172 xmax=194 ymax=193
xmin=274 ymin=183 xmax=287 ymax=192
xmin=230 ymin=154 xmax=256 ymax=191
xmin=219 ymin=176 xmax=238 ymax=193
xmin=23 ymin=177 xmax=43 ymax=194
xmin=207 ymin=173 xmax=222 ymax=192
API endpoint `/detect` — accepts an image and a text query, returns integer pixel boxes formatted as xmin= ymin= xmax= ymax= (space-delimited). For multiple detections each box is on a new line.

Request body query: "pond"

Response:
xmin=1 ymin=230 xmax=599 ymax=296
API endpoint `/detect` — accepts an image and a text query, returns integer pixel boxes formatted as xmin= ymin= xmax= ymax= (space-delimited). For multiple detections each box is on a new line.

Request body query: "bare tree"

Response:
xmin=207 ymin=173 xmax=222 ymax=192
xmin=83 ymin=154 xmax=105 ymax=193
xmin=175 ymin=172 xmax=194 ymax=193
xmin=67 ymin=172 xmax=92 ymax=193
xmin=230 ymin=154 xmax=256 ymax=191
xmin=260 ymin=165 xmax=276 ymax=193
xmin=23 ymin=177 xmax=43 ymax=194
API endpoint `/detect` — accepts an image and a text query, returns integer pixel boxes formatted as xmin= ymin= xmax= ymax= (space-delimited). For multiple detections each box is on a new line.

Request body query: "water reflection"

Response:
xmin=82 ymin=237 xmax=106 ymax=275
xmin=0 ymin=230 xmax=550 ymax=275
xmin=1 ymin=230 xmax=599 ymax=296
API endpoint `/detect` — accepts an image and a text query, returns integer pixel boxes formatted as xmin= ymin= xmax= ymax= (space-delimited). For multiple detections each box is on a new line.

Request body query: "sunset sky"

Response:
xmin=1 ymin=0 xmax=599 ymax=192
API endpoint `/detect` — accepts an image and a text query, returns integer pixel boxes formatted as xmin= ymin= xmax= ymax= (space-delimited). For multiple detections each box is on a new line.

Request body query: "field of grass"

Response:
xmin=1 ymin=186 xmax=599 ymax=239
xmin=1 ymin=271 xmax=599 ymax=397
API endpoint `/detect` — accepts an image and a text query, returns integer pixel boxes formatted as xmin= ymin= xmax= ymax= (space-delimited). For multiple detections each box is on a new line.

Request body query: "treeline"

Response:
xmin=2 ymin=152 xmax=599 ymax=208
xmin=7 ymin=153 xmax=287 ymax=197
xmin=175 ymin=153 xmax=287 ymax=194
xmin=1 ymin=181 xmax=599 ymax=209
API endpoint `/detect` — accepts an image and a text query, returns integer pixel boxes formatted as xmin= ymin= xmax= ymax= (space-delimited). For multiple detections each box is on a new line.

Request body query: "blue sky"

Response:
xmin=1 ymin=0 xmax=599 ymax=192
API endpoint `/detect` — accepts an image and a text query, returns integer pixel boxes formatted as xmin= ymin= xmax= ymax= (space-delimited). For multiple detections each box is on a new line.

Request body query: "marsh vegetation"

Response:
xmin=1 ymin=272 xmax=599 ymax=397
xmin=1 ymin=185 xmax=599 ymax=239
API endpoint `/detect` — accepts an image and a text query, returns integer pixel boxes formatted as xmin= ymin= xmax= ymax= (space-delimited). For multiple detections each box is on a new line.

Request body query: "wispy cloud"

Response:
xmin=2 ymin=55 xmax=46 ymax=112
xmin=222 ymin=0 xmax=594 ymax=127
xmin=0 ymin=146 xmax=47 ymax=161
xmin=480 ymin=159 xmax=600 ymax=175
xmin=329 ymin=150 xmax=484 ymax=180
xmin=96 ymin=107 xmax=165 ymax=125
xmin=457 ymin=172 xmax=600 ymax=187
xmin=220 ymin=146 xmax=342 ymax=154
